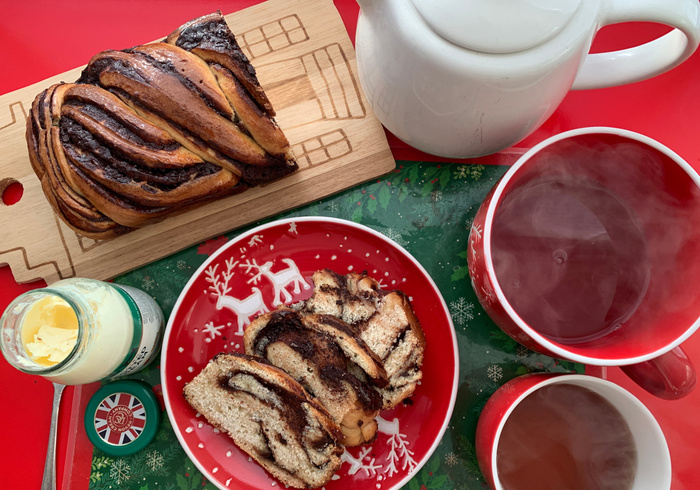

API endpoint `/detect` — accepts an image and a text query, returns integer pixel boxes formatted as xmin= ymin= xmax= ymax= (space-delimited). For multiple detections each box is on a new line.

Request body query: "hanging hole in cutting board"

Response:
xmin=1 ymin=179 xmax=23 ymax=205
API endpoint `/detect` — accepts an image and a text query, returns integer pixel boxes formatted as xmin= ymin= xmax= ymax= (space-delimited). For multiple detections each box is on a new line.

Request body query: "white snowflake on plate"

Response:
xmin=449 ymin=297 xmax=474 ymax=326
xmin=109 ymin=459 xmax=130 ymax=485
xmin=202 ymin=321 xmax=225 ymax=339
xmin=487 ymin=365 xmax=503 ymax=382
xmin=146 ymin=450 xmax=164 ymax=471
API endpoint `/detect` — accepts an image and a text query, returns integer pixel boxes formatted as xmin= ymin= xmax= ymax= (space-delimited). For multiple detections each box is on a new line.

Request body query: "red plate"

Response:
xmin=162 ymin=217 xmax=459 ymax=490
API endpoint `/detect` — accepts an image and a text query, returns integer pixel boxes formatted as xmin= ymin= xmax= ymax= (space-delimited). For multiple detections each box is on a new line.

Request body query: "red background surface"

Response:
xmin=1 ymin=1 xmax=700 ymax=489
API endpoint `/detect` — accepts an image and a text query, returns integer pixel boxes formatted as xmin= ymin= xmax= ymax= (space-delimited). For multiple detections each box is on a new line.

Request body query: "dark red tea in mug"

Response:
xmin=491 ymin=178 xmax=650 ymax=343
xmin=496 ymin=383 xmax=637 ymax=490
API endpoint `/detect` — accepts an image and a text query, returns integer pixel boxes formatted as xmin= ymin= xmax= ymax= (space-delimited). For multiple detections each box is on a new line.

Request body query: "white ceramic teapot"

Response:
xmin=355 ymin=0 xmax=700 ymax=158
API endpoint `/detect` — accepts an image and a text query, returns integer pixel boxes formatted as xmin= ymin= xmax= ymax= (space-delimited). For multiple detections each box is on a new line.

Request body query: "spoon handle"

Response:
xmin=41 ymin=383 xmax=66 ymax=490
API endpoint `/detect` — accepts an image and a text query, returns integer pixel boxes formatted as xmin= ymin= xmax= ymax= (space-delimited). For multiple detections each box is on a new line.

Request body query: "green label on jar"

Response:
xmin=107 ymin=284 xmax=164 ymax=378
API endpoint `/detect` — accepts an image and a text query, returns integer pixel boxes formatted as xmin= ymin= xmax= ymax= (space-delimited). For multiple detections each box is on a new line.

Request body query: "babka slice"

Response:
xmin=298 ymin=269 xmax=427 ymax=410
xmin=27 ymin=12 xmax=297 ymax=238
xmin=183 ymin=352 xmax=343 ymax=489
xmin=245 ymin=308 xmax=388 ymax=446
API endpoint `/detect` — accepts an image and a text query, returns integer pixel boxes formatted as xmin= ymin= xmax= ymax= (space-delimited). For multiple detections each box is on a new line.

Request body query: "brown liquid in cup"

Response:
xmin=492 ymin=178 xmax=650 ymax=344
xmin=496 ymin=384 xmax=637 ymax=490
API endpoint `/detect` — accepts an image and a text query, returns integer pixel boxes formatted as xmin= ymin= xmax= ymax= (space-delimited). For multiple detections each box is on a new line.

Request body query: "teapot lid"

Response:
xmin=410 ymin=0 xmax=582 ymax=53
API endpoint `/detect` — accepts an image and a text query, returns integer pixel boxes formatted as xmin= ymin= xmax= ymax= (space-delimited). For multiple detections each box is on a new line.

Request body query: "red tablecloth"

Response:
xmin=2 ymin=1 xmax=700 ymax=489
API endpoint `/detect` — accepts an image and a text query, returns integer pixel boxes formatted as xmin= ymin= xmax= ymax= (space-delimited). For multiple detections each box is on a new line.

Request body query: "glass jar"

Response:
xmin=0 ymin=278 xmax=164 ymax=385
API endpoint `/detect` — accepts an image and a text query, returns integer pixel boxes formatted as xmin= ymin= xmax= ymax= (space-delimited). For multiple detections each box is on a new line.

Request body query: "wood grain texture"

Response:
xmin=0 ymin=0 xmax=394 ymax=285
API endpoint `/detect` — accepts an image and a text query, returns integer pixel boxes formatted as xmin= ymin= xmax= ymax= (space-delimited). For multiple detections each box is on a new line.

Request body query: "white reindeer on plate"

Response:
xmin=205 ymin=258 xmax=269 ymax=335
xmin=240 ymin=258 xmax=311 ymax=306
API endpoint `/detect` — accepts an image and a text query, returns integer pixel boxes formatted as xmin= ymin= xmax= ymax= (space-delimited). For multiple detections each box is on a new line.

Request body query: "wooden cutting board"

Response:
xmin=0 ymin=0 xmax=395 ymax=285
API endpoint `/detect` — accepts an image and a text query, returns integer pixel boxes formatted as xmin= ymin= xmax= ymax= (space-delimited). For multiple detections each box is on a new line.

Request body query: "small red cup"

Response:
xmin=468 ymin=127 xmax=700 ymax=399
xmin=475 ymin=373 xmax=671 ymax=490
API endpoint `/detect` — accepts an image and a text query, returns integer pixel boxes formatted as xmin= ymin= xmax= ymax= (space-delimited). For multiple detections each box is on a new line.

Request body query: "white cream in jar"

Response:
xmin=21 ymin=295 xmax=79 ymax=365
xmin=1 ymin=278 xmax=163 ymax=385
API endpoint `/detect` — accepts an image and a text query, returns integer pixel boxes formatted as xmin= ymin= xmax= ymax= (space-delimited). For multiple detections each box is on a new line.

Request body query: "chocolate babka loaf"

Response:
xmin=27 ymin=12 xmax=297 ymax=239
xmin=245 ymin=308 xmax=389 ymax=446
xmin=183 ymin=352 xmax=343 ymax=489
xmin=298 ymin=269 xmax=427 ymax=410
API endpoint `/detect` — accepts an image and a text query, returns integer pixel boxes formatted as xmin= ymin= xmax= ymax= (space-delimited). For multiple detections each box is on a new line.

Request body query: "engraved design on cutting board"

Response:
xmin=253 ymin=40 xmax=366 ymax=171
xmin=0 ymin=246 xmax=70 ymax=282
xmin=0 ymin=100 xmax=76 ymax=280
xmin=0 ymin=100 xmax=26 ymax=131
xmin=238 ymin=14 xmax=310 ymax=61
xmin=237 ymin=14 xmax=365 ymax=129
xmin=259 ymin=43 xmax=366 ymax=125
xmin=292 ymin=129 xmax=351 ymax=167
xmin=77 ymin=235 xmax=104 ymax=253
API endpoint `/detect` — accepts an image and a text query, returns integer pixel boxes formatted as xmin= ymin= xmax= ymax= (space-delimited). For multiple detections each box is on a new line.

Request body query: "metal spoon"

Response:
xmin=41 ymin=383 xmax=65 ymax=490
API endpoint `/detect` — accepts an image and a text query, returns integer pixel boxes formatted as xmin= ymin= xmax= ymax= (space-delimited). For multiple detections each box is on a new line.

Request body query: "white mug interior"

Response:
xmin=489 ymin=375 xmax=671 ymax=490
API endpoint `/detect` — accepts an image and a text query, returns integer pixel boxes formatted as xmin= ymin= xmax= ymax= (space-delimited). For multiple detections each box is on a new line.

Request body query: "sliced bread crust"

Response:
xmin=245 ymin=308 xmax=387 ymax=446
xmin=183 ymin=352 xmax=343 ymax=488
xmin=300 ymin=269 xmax=427 ymax=409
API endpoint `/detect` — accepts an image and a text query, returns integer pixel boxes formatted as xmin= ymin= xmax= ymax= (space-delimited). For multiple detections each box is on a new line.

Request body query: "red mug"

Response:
xmin=468 ymin=127 xmax=700 ymax=399
xmin=475 ymin=373 xmax=671 ymax=490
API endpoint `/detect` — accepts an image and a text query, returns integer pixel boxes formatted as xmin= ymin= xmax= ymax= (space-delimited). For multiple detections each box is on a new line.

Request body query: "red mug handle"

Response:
xmin=620 ymin=346 xmax=697 ymax=400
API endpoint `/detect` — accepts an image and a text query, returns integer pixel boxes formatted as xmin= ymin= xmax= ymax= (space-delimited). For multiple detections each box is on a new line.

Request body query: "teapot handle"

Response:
xmin=572 ymin=0 xmax=700 ymax=90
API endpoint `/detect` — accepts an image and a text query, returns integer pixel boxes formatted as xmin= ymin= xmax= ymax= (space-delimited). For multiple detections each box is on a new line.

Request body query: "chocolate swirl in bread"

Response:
xmin=27 ymin=12 xmax=297 ymax=239
xmin=245 ymin=308 xmax=388 ymax=446
xmin=298 ymin=269 xmax=427 ymax=410
xmin=183 ymin=352 xmax=343 ymax=489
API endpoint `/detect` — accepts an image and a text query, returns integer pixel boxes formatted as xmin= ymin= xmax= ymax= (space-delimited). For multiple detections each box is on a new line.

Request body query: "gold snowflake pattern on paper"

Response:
xmin=445 ymin=452 xmax=459 ymax=467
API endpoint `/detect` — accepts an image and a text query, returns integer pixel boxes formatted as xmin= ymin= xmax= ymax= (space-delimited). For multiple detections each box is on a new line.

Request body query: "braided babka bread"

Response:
xmin=297 ymin=269 xmax=426 ymax=410
xmin=245 ymin=308 xmax=389 ymax=446
xmin=183 ymin=352 xmax=343 ymax=489
xmin=27 ymin=12 xmax=297 ymax=239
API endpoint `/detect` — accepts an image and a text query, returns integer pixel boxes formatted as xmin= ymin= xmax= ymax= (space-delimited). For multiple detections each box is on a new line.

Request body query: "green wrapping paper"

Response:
xmin=88 ymin=160 xmax=582 ymax=490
